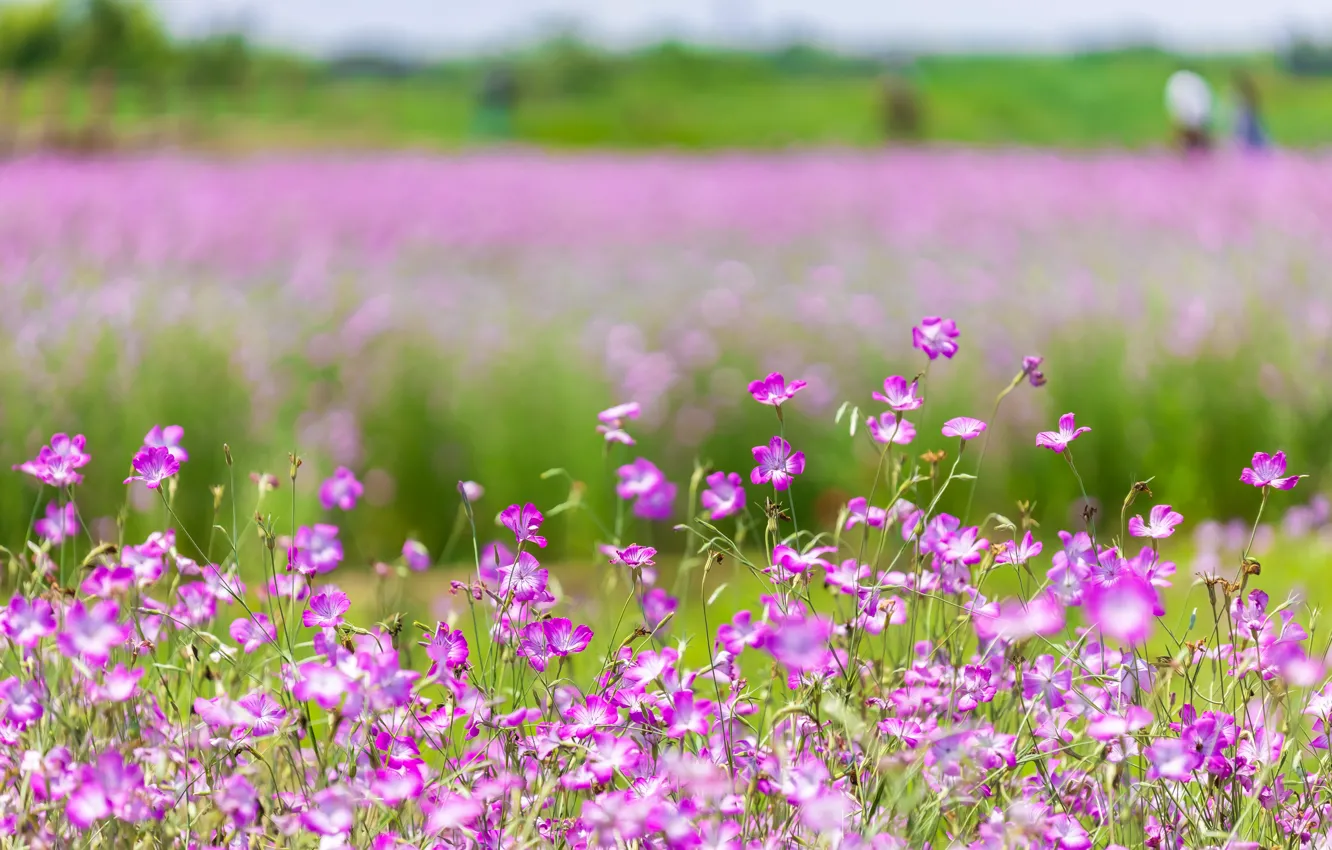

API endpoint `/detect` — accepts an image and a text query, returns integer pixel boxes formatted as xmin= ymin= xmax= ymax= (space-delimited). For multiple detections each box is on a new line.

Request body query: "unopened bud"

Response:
xmin=222 ymin=443 xmax=233 ymax=466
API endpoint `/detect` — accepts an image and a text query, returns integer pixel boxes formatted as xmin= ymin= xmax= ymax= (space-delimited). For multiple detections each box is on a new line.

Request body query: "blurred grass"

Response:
xmin=10 ymin=50 xmax=1332 ymax=150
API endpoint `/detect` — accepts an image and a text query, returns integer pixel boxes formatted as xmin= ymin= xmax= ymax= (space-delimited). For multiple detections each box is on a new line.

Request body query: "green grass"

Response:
xmin=8 ymin=49 xmax=1332 ymax=150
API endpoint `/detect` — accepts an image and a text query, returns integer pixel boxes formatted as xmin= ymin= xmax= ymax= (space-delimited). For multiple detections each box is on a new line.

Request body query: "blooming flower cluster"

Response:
xmin=0 ymin=313 xmax=1326 ymax=849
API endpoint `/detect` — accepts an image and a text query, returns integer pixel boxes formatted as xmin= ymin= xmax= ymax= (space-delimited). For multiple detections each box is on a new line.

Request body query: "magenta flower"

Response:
xmin=15 ymin=433 xmax=91 ymax=487
xmin=1022 ymin=355 xmax=1047 ymax=387
xmin=700 ymin=471 xmax=745 ymax=520
xmin=402 ymin=539 xmax=430 ymax=571
xmin=873 ymin=375 xmax=924 ymax=411
xmin=143 ymin=425 xmax=188 ymax=463
xmin=613 ymin=544 xmax=657 ymax=569
xmin=643 ymin=588 xmax=678 ymax=629
xmin=941 ymin=417 xmax=987 ymax=441
xmin=235 ymin=691 xmax=287 ymax=738
xmin=4 ymin=596 xmax=57 ymax=648
xmin=289 ymin=524 xmax=344 ymax=575
xmin=844 ymin=497 xmax=887 ymax=530
xmin=597 ymin=402 xmax=641 ymax=445
xmin=123 ymin=446 xmax=179 ymax=490
xmin=1129 ymin=504 xmax=1185 ymax=539
xmin=760 ymin=614 xmax=833 ymax=672
xmin=1035 ymin=412 xmax=1091 ymax=453
xmin=65 ymin=751 xmax=144 ymax=828
xmin=994 ymin=531 xmax=1043 ymax=565
xmin=1145 ymin=737 xmax=1202 ymax=782
xmin=663 ymin=690 xmax=712 ymax=738
xmin=459 ymin=480 xmax=484 ymax=502
xmin=58 ymin=600 xmax=132 ymax=666
xmin=545 ymin=617 xmax=593 ymax=657
xmin=751 ymin=436 xmax=806 ymax=491
xmin=294 ymin=661 xmax=352 ymax=710
xmin=499 ymin=551 xmax=549 ymax=602
xmin=420 ymin=622 xmax=469 ymax=674
xmin=498 ymin=502 xmax=548 ymax=549
xmin=1240 ymin=451 xmax=1305 ymax=490
xmin=633 ymin=481 xmax=677 ymax=521
xmin=229 ymin=615 xmax=277 ymax=653
xmin=1084 ymin=575 xmax=1160 ymax=646
xmin=747 ymin=372 xmax=806 ymax=407
xmin=912 ymin=316 xmax=960 ymax=360
xmin=34 ymin=501 xmax=79 ymax=546
xmin=616 ymin=458 xmax=665 ymax=500
xmin=301 ymin=787 xmax=355 ymax=836
xmin=302 ymin=585 xmax=350 ymax=629
xmin=868 ymin=412 xmax=915 ymax=445
xmin=319 ymin=467 xmax=363 ymax=511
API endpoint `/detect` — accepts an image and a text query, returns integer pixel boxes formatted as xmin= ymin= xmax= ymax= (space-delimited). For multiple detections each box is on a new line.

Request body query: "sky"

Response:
xmin=146 ymin=0 xmax=1332 ymax=56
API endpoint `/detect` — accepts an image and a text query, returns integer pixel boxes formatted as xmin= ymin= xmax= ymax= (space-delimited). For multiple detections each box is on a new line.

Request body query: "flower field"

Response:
xmin=0 ymin=150 xmax=1331 ymax=845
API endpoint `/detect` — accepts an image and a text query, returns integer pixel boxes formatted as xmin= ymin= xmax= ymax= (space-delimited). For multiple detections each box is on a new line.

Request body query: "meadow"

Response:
xmin=0 ymin=148 xmax=1331 ymax=845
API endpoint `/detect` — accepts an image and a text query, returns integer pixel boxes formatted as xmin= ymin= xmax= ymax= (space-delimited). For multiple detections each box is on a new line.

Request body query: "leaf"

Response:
xmin=849 ymin=406 xmax=861 ymax=437
xmin=540 ymin=468 xmax=567 ymax=480
xmin=952 ymin=473 xmax=977 ymax=480
xmin=834 ymin=401 xmax=850 ymax=424
xmin=706 ymin=583 xmax=729 ymax=607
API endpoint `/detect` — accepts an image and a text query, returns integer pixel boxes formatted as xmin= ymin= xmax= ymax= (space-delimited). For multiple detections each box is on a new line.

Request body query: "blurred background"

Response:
xmin=1 ymin=0 xmax=1332 ymax=587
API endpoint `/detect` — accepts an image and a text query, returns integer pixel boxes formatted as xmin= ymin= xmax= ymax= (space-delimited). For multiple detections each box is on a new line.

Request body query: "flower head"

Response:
xmin=700 ymin=471 xmax=745 ymax=520
xmin=123 ymin=446 xmax=179 ymax=490
xmin=402 ymin=539 xmax=430 ymax=571
xmin=751 ymin=437 xmax=806 ymax=491
xmin=942 ymin=417 xmax=987 ymax=441
xmin=1240 ymin=451 xmax=1305 ymax=490
xmin=1021 ymin=355 xmax=1047 ymax=387
xmin=1129 ymin=504 xmax=1185 ymax=539
xmin=459 ymin=480 xmax=484 ymax=502
xmin=319 ymin=467 xmax=363 ymax=511
xmin=1084 ymin=575 xmax=1160 ymax=646
xmin=15 ymin=433 xmax=91 ymax=487
xmin=868 ymin=413 xmax=915 ymax=446
xmin=289 ymin=524 xmax=344 ymax=575
xmin=499 ymin=503 xmax=547 ymax=548
xmin=302 ymin=585 xmax=350 ymax=629
xmin=912 ymin=316 xmax=960 ymax=360
xmin=616 ymin=458 xmax=664 ymax=500
xmin=873 ymin=375 xmax=923 ymax=411
xmin=34 ymin=501 xmax=79 ymax=546
xmin=1035 ymin=413 xmax=1091 ymax=453
xmin=748 ymin=372 xmax=806 ymax=407
xmin=613 ymin=544 xmax=657 ymax=570
xmin=597 ymin=402 xmax=641 ymax=445
xmin=143 ymin=425 xmax=189 ymax=463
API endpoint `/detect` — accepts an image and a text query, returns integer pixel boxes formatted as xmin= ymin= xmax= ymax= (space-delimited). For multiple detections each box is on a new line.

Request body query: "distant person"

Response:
xmin=1231 ymin=70 xmax=1269 ymax=152
xmin=881 ymin=67 xmax=922 ymax=142
xmin=474 ymin=65 xmax=518 ymax=142
xmin=1165 ymin=70 xmax=1213 ymax=154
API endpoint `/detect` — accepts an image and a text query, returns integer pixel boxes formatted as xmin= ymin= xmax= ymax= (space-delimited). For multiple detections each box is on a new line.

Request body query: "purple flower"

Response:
xmin=545 ymin=617 xmax=593 ymax=657
xmin=402 ymin=539 xmax=430 ymax=571
xmin=65 ymin=751 xmax=144 ymax=828
xmin=58 ymin=600 xmax=131 ymax=666
xmin=143 ymin=425 xmax=188 ymax=463
xmin=632 ymin=480 xmax=677 ymax=521
xmin=941 ymin=417 xmax=986 ymax=441
xmin=319 ymin=467 xmax=363 ymax=511
xmin=1084 ymin=574 xmax=1160 ymax=646
xmin=123 ymin=446 xmax=179 ymax=490
xmin=751 ymin=436 xmax=806 ymax=491
xmin=1145 ymin=737 xmax=1203 ymax=781
xmin=700 ymin=471 xmax=745 ymax=520
xmin=290 ymin=524 xmax=344 ymax=575
xmin=459 ymin=480 xmax=485 ymax=502
xmin=747 ymin=372 xmax=806 ymax=407
xmin=912 ymin=316 xmax=960 ymax=360
xmin=760 ymin=614 xmax=833 ymax=672
xmin=499 ymin=551 xmax=549 ymax=602
xmin=1129 ymin=504 xmax=1185 ymax=539
xmin=844 ymin=497 xmax=887 ymax=530
xmin=868 ymin=412 xmax=916 ymax=446
xmin=643 ymin=588 xmax=677 ymax=629
xmin=1035 ymin=412 xmax=1091 ymax=453
xmin=301 ymin=787 xmax=355 ymax=836
xmin=663 ymin=690 xmax=712 ymax=738
xmin=302 ymin=585 xmax=350 ymax=629
xmin=34 ymin=501 xmax=79 ymax=546
xmin=1022 ymin=355 xmax=1047 ymax=387
xmin=1241 ymin=451 xmax=1305 ymax=490
xmin=420 ymin=622 xmax=469 ymax=673
xmin=294 ymin=661 xmax=352 ymax=710
xmin=229 ymin=615 xmax=277 ymax=653
xmin=235 ymin=691 xmax=287 ymax=738
xmin=873 ymin=375 xmax=923 ymax=411
xmin=616 ymin=458 xmax=664 ymax=500
xmin=499 ymin=503 xmax=548 ymax=549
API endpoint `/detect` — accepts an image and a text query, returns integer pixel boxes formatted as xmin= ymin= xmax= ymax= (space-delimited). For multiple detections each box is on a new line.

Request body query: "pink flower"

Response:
xmin=994 ymin=531 xmax=1043 ymax=565
xmin=34 ymin=501 xmax=79 ymax=546
xmin=4 ymin=596 xmax=57 ymax=648
xmin=302 ymin=585 xmax=350 ymax=629
xmin=301 ymin=787 xmax=354 ymax=836
xmin=142 ymin=425 xmax=188 ymax=463
xmin=459 ymin=480 xmax=484 ymax=502
xmin=1084 ymin=574 xmax=1160 ymax=645
xmin=123 ymin=446 xmax=179 ymax=490
xmin=751 ymin=436 xmax=806 ymax=491
xmin=912 ymin=316 xmax=960 ymax=360
xmin=402 ymin=539 xmax=430 ymax=571
xmin=613 ymin=544 xmax=656 ymax=569
xmin=1240 ymin=451 xmax=1304 ymax=490
xmin=760 ymin=614 xmax=833 ymax=672
xmin=873 ymin=375 xmax=923 ymax=411
xmin=229 ymin=615 xmax=277 ymax=653
xmin=319 ymin=467 xmax=363 ymax=511
xmin=1145 ymin=737 xmax=1202 ymax=781
xmin=868 ymin=412 xmax=915 ymax=445
xmin=663 ymin=690 xmax=712 ymax=738
xmin=748 ymin=372 xmax=806 ymax=407
xmin=14 ymin=433 xmax=90 ymax=487
xmin=616 ymin=458 xmax=664 ymax=500
xmin=499 ymin=503 xmax=548 ymax=548
xmin=1129 ymin=504 xmax=1185 ymax=539
xmin=597 ymin=402 xmax=641 ymax=445
xmin=700 ymin=471 xmax=745 ymax=520
xmin=1022 ymin=355 xmax=1047 ymax=387
xmin=58 ymin=600 xmax=131 ymax=666
xmin=941 ymin=417 xmax=986 ymax=440
xmin=1036 ymin=413 xmax=1091 ymax=453
xmin=234 ymin=691 xmax=287 ymax=738
xmin=289 ymin=524 xmax=343 ymax=575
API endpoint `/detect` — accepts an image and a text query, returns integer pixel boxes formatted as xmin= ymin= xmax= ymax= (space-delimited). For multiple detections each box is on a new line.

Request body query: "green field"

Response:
xmin=7 ymin=48 xmax=1332 ymax=150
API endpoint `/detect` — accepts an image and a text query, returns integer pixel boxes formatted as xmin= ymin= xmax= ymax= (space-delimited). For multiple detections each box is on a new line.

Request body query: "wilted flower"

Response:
xmin=1021 ymin=355 xmax=1047 ymax=387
